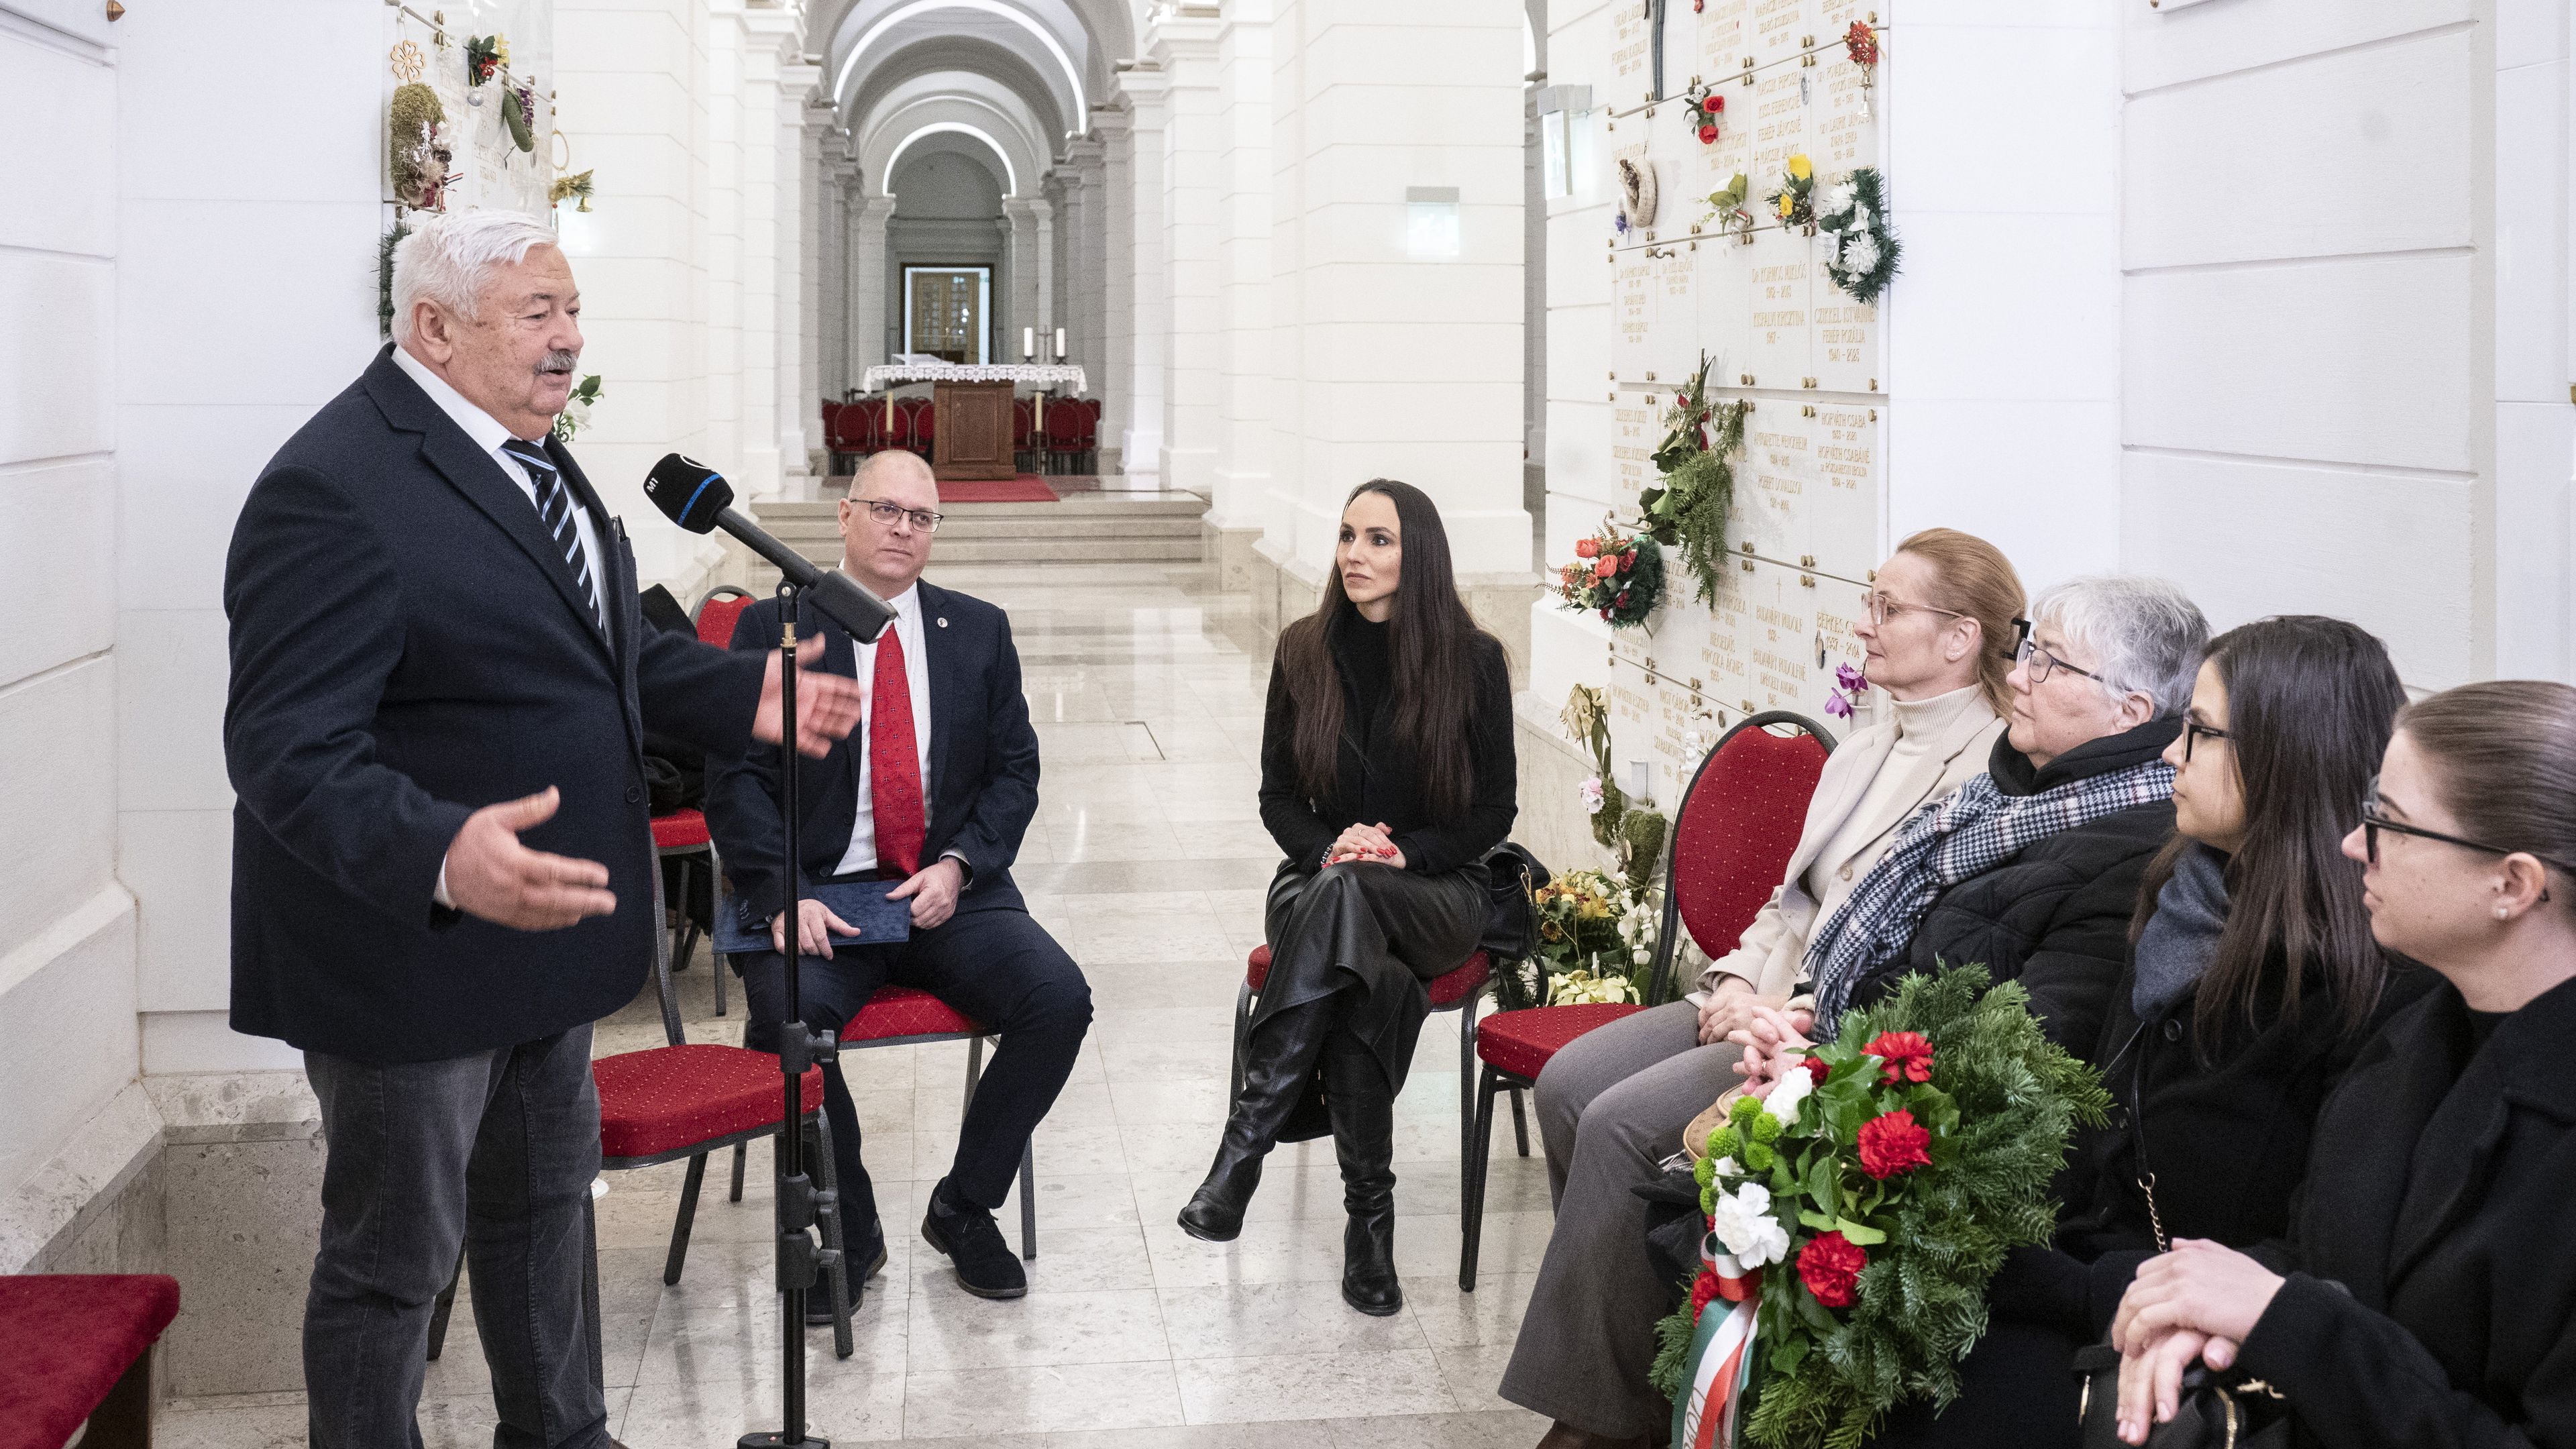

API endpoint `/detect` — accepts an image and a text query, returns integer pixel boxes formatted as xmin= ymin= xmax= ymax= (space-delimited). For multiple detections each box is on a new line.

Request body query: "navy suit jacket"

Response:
xmin=702 ymin=583 xmax=1039 ymax=928
xmin=223 ymin=345 xmax=765 ymax=1063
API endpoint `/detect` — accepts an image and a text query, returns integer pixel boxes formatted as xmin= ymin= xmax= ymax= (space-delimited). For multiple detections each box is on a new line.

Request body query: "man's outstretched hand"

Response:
xmin=755 ymin=635 xmax=866 ymax=758
xmin=445 ymin=788 xmax=618 ymax=930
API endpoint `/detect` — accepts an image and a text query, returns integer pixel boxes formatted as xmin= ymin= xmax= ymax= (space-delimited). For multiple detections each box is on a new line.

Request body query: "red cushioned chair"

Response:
xmin=1231 ymin=943 xmax=1497 ymax=1172
xmin=0 ymin=1274 xmax=179 ymax=1449
xmin=647 ymin=587 xmax=760 ymax=1018
xmin=851 ymin=398 xmax=888 ymax=458
xmin=1042 ymin=399 xmax=1087 ymax=474
xmin=820 ymin=401 xmax=847 ymax=474
xmin=429 ymin=867 xmax=859 ymax=1361
xmin=1011 ymin=396 xmax=1037 ymax=474
xmin=907 ymin=396 xmax=936 ymax=459
xmin=1456 ymin=710 xmax=1835 ymax=1290
xmin=712 ymin=880 xmax=1043 ymax=1261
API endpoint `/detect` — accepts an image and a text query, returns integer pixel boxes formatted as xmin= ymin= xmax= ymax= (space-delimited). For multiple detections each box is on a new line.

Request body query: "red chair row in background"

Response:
xmin=822 ymin=396 xmax=1102 ymax=476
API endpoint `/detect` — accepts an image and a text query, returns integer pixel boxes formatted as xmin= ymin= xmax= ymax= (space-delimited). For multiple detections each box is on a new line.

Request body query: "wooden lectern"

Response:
xmin=930 ymin=380 xmax=1016 ymax=481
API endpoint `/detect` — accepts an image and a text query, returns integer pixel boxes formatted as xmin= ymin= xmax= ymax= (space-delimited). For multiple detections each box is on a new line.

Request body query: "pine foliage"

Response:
xmin=1651 ymin=967 xmax=2109 ymax=1449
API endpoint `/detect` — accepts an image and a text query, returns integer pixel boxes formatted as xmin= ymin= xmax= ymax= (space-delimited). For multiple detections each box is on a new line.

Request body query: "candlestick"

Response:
xmin=1054 ymin=327 xmax=1067 ymax=360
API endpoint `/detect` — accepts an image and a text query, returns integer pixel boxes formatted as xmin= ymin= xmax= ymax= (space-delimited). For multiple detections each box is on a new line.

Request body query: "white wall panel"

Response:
xmin=2121 ymin=451 xmax=2477 ymax=688
xmin=2493 ymin=402 xmax=2576 ymax=679
xmin=112 ymin=1 xmax=379 ymax=204
xmin=0 ymin=252 xmax=114 ymax=466
xmin=0 ymin=32 xmax=112 ymax=258
xmin=2123 ymin=0 xmax=2471 ymax=95
xmin=119 ymin=809 xmax=233 ymax=1014
xmin=0 ymin=460 xmax=115 ymax=688
xmin=0 ymin=660 xmax=117 ymax=945
xmin=0 ymin=900 xmax=138 ymax=1216
xmin=1886 ymin=398 xmax=2123 ymax=589
xmin=2126 ymin=30 xmax=2475 ymax=270
xmin=1887 ymin=212 xmax=2120 ymax=404
xmin=2126 ymin=256 xmax=2477 ymax=473
xmin=117 ymin=405 xmax=308 ymax=615
xmin=117 ymin=199 xmax=380 ymax=409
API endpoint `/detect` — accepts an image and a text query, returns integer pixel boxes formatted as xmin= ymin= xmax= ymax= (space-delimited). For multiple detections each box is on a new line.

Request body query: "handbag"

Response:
xmin=2072 ymin=1030 xmax=2288 ymax=1449
xmin=1477 ymin=843 xmax=1550 ymax=1007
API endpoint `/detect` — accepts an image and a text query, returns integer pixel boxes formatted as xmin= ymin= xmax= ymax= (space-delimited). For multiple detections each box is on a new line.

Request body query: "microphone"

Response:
xmin=643 ymin=453 xmax=894 ymax=643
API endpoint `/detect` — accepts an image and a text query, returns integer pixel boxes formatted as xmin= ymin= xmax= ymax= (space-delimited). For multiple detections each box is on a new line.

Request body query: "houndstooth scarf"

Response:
xmin=1801 ymin=755 xmax=2177 ymax=1036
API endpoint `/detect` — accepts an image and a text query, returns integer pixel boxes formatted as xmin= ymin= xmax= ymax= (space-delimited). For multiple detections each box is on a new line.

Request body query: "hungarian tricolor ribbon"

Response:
xmin=1674 ymin=1232 xmax=1762 ymax=1449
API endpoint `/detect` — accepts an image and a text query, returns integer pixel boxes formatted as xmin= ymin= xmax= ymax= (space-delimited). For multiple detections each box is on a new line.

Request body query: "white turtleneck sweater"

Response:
xmin=1801 ymin=684 xmax=1989 ymax=932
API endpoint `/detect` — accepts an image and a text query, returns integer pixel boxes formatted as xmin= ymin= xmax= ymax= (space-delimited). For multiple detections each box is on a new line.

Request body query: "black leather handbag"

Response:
xmin=1477 ymin=843 xmax=1550 ymax=992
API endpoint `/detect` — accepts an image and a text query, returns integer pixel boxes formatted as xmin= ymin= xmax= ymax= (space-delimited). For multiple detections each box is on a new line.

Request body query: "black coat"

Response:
xmin=1256 ymin=612 xmax=1516 ymax=876
xmin=1848 ymin=717 xmax=2182 ymax=1055
xmin=2235 ymin=973 xmax=2576 ymax=1448
xmin=701 ymin=586 xmax=1039 ymax=925
xmin=2002 ymin=953 xmax=2434 ymax=1340
xmin=223 ymin=346 xmax=763 ymax=1063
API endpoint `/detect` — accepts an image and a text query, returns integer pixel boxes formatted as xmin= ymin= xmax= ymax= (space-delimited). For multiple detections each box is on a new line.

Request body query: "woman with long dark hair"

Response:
xmin=2107 ymin=680 xmax=2576 ymax=1448
xmin=1176 ymin=478 xmax=1515 ymax=1317
xmin=1863 ymin=616 xmax=2426 ymax=1446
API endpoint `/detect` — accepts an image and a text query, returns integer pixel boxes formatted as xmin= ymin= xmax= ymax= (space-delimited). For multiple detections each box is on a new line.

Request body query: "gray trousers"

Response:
xmin=1498 ymin=1000 xmax=1743 ymax=1439
xmin=304 ymin=1025 xmax=606 ymax=1449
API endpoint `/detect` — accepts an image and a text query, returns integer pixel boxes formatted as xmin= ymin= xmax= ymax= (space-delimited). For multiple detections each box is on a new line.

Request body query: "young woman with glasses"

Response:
xmin=1501 ymin=528 xmax=2023 ymax=1449
xmin=1177 ymin=478 xmax=1515 ymax=1318
xmin=1854 ymin=616 xmax=2429 ymax=1446
xmin=2106 ymin=680 xmax=2576 ymax=1449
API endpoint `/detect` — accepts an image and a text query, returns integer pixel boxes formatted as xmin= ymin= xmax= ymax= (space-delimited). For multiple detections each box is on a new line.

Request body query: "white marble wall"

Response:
xmin=1154 ymin=13 xmax=1224 ymax=499
xmin=1210 ymin=0 xmax=1275 ymax=576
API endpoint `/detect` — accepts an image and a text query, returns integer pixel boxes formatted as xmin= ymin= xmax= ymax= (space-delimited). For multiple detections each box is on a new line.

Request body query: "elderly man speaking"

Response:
xmin=223 ymin=210 xmax=863 ymax=1448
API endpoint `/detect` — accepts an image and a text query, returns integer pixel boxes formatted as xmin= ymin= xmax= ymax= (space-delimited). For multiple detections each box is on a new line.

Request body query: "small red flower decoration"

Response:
xmin=1618 ymin=549 xmax=1635 ymax=574
xmin=1705 ymin=94 xmax=1725 ymax=115
xmin=1574 ymin=537 xmax=1600 ymax=558
xmin=1863 ymin=1030 xmax=1934 ymax=1084
xmin=1689 ymin=1267 xmax=1721 ymax=1320
xmin=1800 ymin=1054 xmax=1831 ymax=1086
xmin=1697 ymin=125 xmax=1719 ymax=144
xmin=1843 ymin=20 xmax=1880 ymax=68
xmin=1857 ymin=1108 xmax=1932 ymax=1180
xmin=1797 ymin=1230 xmax=1866 ymax=1308
xmin=1594 ymin=557 xmax=1620 ymax=580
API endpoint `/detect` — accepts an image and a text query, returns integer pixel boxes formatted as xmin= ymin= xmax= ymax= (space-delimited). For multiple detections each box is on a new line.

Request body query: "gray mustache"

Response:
xmin=537 ymin=349 xmax=580 ymax=375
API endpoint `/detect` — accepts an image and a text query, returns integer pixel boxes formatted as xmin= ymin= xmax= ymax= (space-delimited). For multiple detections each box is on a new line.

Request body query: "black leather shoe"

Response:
xmin=1325 ymin=1030 xmax=1403 ymax=1316
xmin=805 ymin=1234 xmax=889 ymax=1325
xmin=1179 ymin=997 xmax=1336 ymax=1242
xmin=921 ymin=1179 xmax=1027 ymax=1299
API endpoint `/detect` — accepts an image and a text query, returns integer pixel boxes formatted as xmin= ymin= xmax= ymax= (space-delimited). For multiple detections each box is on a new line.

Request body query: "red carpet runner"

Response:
xmin=936 ymin=474 xmax=1060 ymax=504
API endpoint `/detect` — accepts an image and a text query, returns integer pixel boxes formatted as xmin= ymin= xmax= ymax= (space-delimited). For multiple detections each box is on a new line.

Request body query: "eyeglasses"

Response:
xmin=849 ymin=497 xmax=945 ymax=533
xmin=2010 ymin=625 xmax=2110 ymax=688
xmin=2361 ymin=776 xmax=2565 ymax=899
xmin=1859 ymin=590 xmax=1966 ymax=627
xmin=2180 ymin=719 xmax=2231 ymax=762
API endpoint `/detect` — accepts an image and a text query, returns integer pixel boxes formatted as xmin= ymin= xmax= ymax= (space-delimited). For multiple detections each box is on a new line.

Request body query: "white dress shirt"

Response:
xmin=391 ymin=344 xmax=608 ymax=623
xmin=398 ymin=343 xmax=610 ymax=910
xmin=831 ymin=577 xmax=939 ymax=877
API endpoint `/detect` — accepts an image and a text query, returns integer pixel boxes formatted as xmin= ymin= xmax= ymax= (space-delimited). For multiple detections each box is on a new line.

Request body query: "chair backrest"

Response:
xmin=1665 ymin=710 xmax=1837 ymax=968
xmin=1044 ymin=399 xmax=1084 ymax=445
xmin=692 ymin=586 xmax=757 ymax=647
xmin=1012 ymin=397 xmax=1033 ymax=447
xmin=911 ymin=400 xmax=936 ymax=443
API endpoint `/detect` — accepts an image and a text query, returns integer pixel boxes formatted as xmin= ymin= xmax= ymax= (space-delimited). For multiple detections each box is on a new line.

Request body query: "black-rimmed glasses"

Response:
xmin=849 ymin=497 xmax=945 ymax=533
xmin=2361 ymin=776 xmax=2564 ymax=900
xmin=2181 ymin=719 xmax=2231 ymax=762
xmin=2010 ymin=622 xmax=2110 ymax=687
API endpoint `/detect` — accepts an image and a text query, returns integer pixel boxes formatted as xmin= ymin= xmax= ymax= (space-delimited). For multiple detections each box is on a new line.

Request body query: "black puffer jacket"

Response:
xmin=1845 ymin=716 xmax=2180 ymax=1056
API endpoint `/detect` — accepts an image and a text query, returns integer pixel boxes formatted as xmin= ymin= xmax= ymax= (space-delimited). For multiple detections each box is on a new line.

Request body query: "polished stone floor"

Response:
xmin=162 ymin=559 xmax=1556 ymax=1448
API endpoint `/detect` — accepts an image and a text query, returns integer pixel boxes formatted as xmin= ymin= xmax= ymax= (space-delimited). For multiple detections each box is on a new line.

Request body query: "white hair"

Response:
xmin=2029 ymin=574 xmax=2210 ymax=716
xmin=389 ymin=210 xmax=561 ymax=346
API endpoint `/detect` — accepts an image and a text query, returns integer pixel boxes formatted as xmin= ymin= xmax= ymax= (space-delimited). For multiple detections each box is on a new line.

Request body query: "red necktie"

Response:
xmin=869 ymin=625 xmax=926 ymax=877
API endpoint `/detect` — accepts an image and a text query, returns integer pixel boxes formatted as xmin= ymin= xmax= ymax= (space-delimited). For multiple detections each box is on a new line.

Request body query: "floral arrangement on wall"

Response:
xmin=1767 ymin=154 xmax=1815 ymax=230
xmin=1680 ymin=83 xmax=1726 ymax=146
xmin=1639 ymin=354 xmax=1753 ymax=608
xmin=1702 ymin=171 xmax=1755 ymax=245
xmin=1556 ymin=519 xmax=1664 ymax=629
xmin=1818 ymin=168 xmax=1900 ymax=304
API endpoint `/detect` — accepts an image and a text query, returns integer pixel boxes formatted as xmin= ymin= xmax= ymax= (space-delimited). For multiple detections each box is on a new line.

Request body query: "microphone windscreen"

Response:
xmin=643 ymin=453 xmax=732 ymax=533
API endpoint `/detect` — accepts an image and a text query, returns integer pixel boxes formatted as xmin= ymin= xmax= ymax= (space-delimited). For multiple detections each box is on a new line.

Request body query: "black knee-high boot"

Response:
xmin=1178 ymin=998 xmax=1335 ymax=1241
xmin=1323 ymin=1029 xmax=1403 ymax=1316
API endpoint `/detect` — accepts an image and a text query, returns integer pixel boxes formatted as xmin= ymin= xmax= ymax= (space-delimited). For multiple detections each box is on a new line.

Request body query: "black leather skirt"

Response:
xmin=1250 ymin=859 xmax=1488 ymax=1142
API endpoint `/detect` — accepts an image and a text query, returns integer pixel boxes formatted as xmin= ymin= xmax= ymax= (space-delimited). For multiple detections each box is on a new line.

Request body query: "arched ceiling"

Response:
xmin=815 ymin=0 xmax=1136 ymax=172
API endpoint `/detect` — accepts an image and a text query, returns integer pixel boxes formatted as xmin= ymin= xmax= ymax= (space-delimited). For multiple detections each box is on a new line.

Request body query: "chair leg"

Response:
xmin=665 ymin=1151 xmax=708 ymax=1285
xmin=729 ymin=1140 xmax=748 ymax=1202
xmin=810 ymin=1116 xmax=855 ymax=1361
xmin=1459 ymin=1066 xmax=1502 ymax=1293
xmin=1018 ymin=1138 xmax=1038 ymax=1259
xmin=1511 ymin=1086 xmax=1532 ymax=1158
xmin=1232 ymin=979 xmax=1254 ymax=1102
xmin=425 ymin=1248 xmax=464 ymax=1360
xmin=710 ymin=921 xmax=727 ymax=1018
xmin=1457 ymin=992 xmax=1480 ymax=1169
xmin=82 ymin=1342 xmax=153 ymax=1449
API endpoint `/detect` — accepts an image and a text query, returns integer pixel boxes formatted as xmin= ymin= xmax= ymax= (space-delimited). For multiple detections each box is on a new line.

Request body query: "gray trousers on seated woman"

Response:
xmin=1498 ymin=998 xmax=1743 ymax=1438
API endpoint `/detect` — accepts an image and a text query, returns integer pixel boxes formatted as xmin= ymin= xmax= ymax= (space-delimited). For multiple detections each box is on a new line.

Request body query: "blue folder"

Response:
xmin=712 ymin=879 xmax=914 ymax=956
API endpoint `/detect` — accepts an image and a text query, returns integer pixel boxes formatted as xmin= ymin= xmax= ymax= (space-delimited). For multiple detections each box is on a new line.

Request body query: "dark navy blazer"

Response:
xmin=702 ymin=584 xmax=1040 ymax=928
xmin=223 ymin=345 xmax=765 ymax=1063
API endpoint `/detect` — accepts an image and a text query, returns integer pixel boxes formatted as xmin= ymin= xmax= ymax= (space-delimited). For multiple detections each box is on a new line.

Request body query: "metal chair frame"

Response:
xmin=1456 ymin=710 xmax=1837 ymax=1291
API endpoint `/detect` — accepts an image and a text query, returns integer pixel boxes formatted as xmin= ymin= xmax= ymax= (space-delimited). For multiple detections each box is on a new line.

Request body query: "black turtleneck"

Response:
xmin=1341 ymin=613 xmax=1391 ymax=747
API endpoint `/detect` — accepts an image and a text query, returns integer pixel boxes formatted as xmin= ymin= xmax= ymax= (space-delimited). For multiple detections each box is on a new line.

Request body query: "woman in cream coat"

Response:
xmin=1500 ymin=528 xmax=2025 ymax=1449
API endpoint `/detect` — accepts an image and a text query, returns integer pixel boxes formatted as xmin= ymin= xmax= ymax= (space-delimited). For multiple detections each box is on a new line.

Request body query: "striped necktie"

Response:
xmin=499 ymin=437 xmax=606 ymax=631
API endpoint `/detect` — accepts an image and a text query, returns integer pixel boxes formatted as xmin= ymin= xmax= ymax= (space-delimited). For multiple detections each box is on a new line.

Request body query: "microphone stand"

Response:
xmin=743 ymin=578 xmax=839 ymax=1449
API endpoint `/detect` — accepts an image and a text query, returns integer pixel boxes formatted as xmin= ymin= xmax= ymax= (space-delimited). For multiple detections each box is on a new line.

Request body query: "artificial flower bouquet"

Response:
xmin=1555 ymin=520 xmax=1664 ymax=629
xmin=1651 ymin=968 xmax=2108 ymax=1449
xmin=1528 ymin=868 xmax=1656 ymax=1006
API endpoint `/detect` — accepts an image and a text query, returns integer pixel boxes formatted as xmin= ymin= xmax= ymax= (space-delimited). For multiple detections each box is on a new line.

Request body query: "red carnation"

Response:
xmin=1800 ymin=1054 xmax=1831 ymax=1086
xmin=1618 ymin=549 xmax=1635 ymax=573
xmin=1698 ymin=125 xmax=1719 ymax=144
xmin=1857 ymin=1108 xmax=1932 ymax=1179
xmin=1797 ymin=1230 xmax=1866 ymax=1309
xmin=1615 ymin=590 xmax=1631 ymax=608
xmin=1575 ymin=537 xmax=1601 ymax=558
xmin=1595 ymin=557 xmax=1620 ymax=580
xmin=1863 ymin=1030 xmax=1934 ymax=1084
xmin=1689 ymin=1267 xmax=1721 ymax=1320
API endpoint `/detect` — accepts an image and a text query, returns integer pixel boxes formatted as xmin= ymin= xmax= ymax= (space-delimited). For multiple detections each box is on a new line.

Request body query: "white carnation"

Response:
xmin=1709 ymin=1181 xmax=1790 ymax=1268
xmin=1838 ymin=231 xmax=1881 ymax=276
xmin=1819 ymin=181 xmax=1857 ymax=220
xmin=1762 ymin=1057 xmax=1815 ymax=1128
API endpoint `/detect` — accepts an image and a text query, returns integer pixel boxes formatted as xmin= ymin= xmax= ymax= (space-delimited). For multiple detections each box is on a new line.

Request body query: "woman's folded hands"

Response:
xmin=1324 ymin=820 xmax=1406 ymax=869
xmin=2108 ymin=1238 xmax=2286 ymax=1444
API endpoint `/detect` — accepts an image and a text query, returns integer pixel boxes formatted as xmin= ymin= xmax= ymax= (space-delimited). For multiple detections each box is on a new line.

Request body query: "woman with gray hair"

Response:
xmin=1737 ymin=574 xmax=2211 ymax=1063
